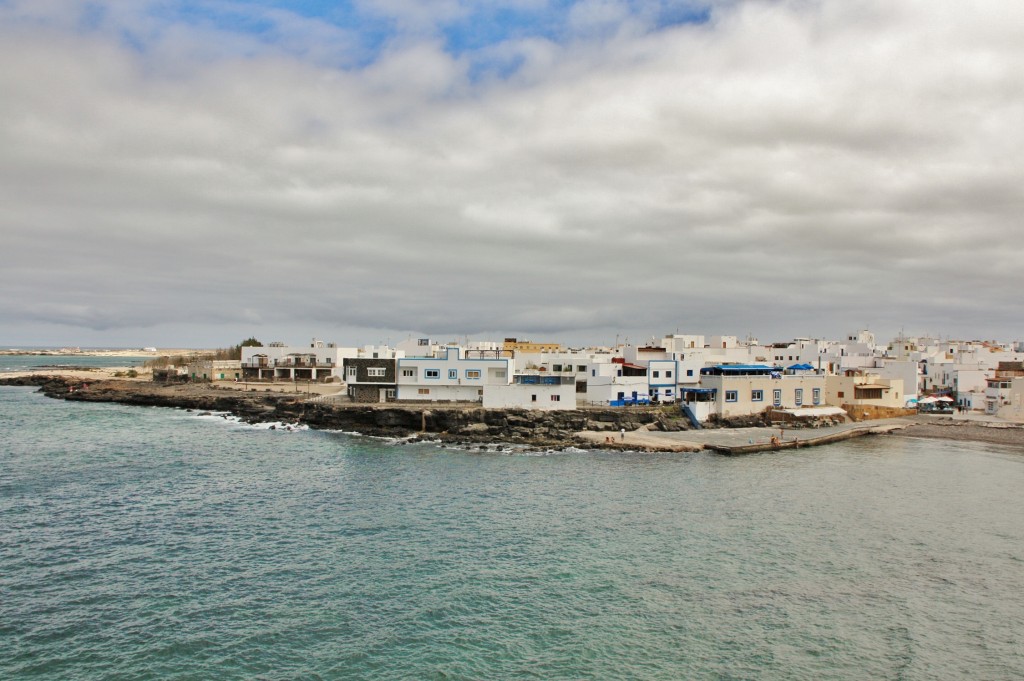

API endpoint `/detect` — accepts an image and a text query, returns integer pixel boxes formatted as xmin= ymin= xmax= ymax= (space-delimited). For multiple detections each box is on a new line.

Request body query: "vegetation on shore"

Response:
xmin=143 ymin=337 xmax=262 ymax=369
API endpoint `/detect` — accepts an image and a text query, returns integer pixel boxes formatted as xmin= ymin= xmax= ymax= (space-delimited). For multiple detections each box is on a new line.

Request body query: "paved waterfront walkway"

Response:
xmin=579 ymin=410 xmax=1023 ymax=453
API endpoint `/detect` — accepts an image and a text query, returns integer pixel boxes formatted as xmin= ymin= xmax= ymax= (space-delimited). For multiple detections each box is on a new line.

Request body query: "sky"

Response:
xmin=1 ymin=0 xmax=1022 ymax=349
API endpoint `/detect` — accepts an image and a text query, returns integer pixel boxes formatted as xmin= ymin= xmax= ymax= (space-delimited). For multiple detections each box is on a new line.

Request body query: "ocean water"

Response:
xmin=0 ymin=354 xmax=147 ymax=373
xmin=1 ymin=387 xmax=1022 ymax=680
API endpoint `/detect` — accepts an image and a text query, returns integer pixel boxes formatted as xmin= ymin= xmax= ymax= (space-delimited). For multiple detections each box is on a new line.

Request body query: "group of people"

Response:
xmin=603 ymin=428 xmax=627 ymax=444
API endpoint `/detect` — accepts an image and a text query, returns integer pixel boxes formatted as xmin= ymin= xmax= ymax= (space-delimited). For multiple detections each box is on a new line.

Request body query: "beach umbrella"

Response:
xmin=918 ymin=396 xmax=938 ymax=404
xmin=935 ymin=396 xmax=954 ymax=402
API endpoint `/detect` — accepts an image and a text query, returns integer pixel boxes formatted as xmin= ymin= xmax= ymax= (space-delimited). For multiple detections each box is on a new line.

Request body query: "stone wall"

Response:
xmin=842 ymin=404 xmax=917 ymax=421
xmin=350 ymin=384 xmax=387 ymax=403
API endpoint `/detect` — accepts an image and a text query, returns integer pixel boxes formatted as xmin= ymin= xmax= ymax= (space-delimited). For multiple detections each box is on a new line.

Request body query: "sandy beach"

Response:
xmin=0 ymin=347 xmax=205 ymax=357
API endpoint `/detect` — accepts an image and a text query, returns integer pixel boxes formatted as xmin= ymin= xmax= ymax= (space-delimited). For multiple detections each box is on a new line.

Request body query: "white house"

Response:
xmin=241 ymin=338 xmax=357 ymax=382
xmin=483 ymin=374 xmax=577 ymax=410
xmin=870 ymin=359 xmax=920 ymax=402
xmin=585 ymin=359 xmax=649 ymax=405
xmin=396 ymin=346 xmax=511 ymax=402
xmin=682 ymin=364 xmax=827 ymax=424
xmin=986 ymin=376 xmax=1017 ymax=415
xmin=395 ymin=337 xmax=445 ymax=357
xmin=996 ymin=378 xmax=1024 ymax=421
xmin=825 ymin=371 xmax=905 ymax=409
xmin=647 ymin=359 xmax=678 ymax=403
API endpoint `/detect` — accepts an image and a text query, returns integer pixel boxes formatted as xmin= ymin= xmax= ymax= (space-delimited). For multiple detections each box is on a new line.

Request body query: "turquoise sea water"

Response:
xmin=1 ymin=386 xmax=1022 ymax=680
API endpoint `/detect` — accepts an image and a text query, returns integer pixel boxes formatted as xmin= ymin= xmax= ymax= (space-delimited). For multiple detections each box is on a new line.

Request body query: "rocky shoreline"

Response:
xmin=0 ymin=375 xmax=694 ymax=451
xmin=892 ymin=419 xmax=1024 ymax=448
xmin=5 ymin=375 xmax=1023 ymax=453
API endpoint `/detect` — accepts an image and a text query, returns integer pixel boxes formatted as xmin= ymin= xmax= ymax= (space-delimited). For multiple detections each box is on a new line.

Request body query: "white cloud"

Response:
xmin=0 ymin=0 xmax=1022 ymax=347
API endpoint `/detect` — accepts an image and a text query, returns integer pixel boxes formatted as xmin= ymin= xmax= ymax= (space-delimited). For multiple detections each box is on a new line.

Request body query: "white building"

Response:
xmin=585 ymin=360 xmax=650 ymax=405
xmin=660 ymin=334 xmax=705 ymax=353
xmin=996 ymin=378 xmax=1024 ymax=421
xmin=682 ymin=364 xmax=827 ymax=424
xmin=825 ymin=372 xmax=905 ymax=409
xmin=647 ymin=359 xmax=679 ymax=403
xmin=241 ymin=338 xmax=357 ymax=382
xmin=395 ymin=337 xmax=445 ymax=358
xmin=396 ymin=346 xmax=511 ymax=402
xmin=483 ymin=374 xmax=577 ymax=410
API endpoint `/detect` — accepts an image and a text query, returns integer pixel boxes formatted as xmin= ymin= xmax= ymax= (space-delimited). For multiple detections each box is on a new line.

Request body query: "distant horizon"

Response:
xmin=3 ymin=328 xmax=1021 ymax=353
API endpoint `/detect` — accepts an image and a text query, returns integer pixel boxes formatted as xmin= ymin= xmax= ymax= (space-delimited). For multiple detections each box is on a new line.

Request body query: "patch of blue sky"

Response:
xmin=77 ymin=2 xmax=108 ymax=32
xmin=146 ymin=1 xmax=712 ymax=47
xmin=448 ymin=1 xmax=712 ymax=81
xmin=443 ymin=1 xmax=712 ymax=53
xmin=444 ymin=5 xmax=566 ymax=56
xmin=655 ymin=2 xmax=712 ymax=29
xmin=147 ymin=1 xmax=285 ymax=38
xmin=140 ymin=0 xmax=388 ymax=65
xmin=119 ymin=27 xmax=148 ymax=54
xmin=94 ymin=0 xmax=713 ymax=73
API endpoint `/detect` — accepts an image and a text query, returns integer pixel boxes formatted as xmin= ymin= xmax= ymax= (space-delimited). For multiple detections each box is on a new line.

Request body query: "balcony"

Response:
xmin=515 ymin=374 xmax=575 ymax=385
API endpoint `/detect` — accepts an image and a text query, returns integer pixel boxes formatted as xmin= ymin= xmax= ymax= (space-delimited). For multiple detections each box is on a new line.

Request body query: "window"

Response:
xmin=773 ymin=389 xmax=782 ymax=406
xmin=686 ymin=369 xmax=694 ymax=377
xmin=385 ymin=389 xmax=395 ymax=398
xmin=837 ymin=391 xmax=844 ymax=398
xmin=725 ymin=390 xmax=738 ymax=402
xmin=653 ymin=371 xmax=660 ymax=378
xmin=551 ymin=395 xmax=561 ymax=401
xmin=402 ymin=368 xmax=416 ymax=377
xmin=346 ymin=367 xmax=356 ymax=378
xmin=418 ymin=388 xmax=430 ymax=395
xmin=666 ymin=371 xmax=672 ymax=378
xmin=812 ymin=388 xmax=821 ymax=405
xmin=795 ymin=388 xmax=804 ymax=406
xmin=425 ymin=369 xmax=440 ymax=379
xmin=368 ymin=367 xmax=385 ymax=377
xmin=448 ymin=369 xmax=458 ymax=379
xmin=553 ymin=364 xmax=562 ymax=372
xmin=752 ymin=389 xmax=763 ymax=402
xmin=531 ymin=394 xmax=537 ymax=402
xmin=465 ymin=370 xmax=481 ymax=379
xmin=495 ymin=370 xmax=506 ymax=379
xmin=577 ymin=365 xmax=586 ymax=372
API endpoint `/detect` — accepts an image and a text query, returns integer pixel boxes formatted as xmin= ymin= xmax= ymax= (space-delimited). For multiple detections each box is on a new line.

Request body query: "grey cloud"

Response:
xmin=1 ymin=0 xmax=1022 ymax=347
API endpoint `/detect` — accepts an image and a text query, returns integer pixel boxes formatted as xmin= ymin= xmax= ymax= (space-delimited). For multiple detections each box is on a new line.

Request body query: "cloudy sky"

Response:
xmin=1 ymin=0 xmax=1021 ymax=348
